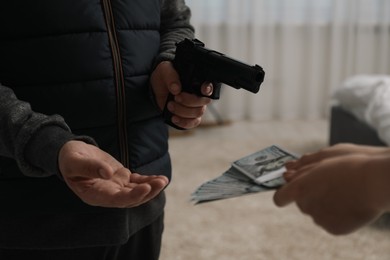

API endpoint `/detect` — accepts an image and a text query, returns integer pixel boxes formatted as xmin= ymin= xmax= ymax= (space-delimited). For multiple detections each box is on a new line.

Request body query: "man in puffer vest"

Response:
xmin=0 ymin=0 xmax=212 ymax=259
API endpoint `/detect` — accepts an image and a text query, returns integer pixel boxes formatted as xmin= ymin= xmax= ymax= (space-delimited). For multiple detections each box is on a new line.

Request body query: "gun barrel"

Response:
xmin=174 ymin=38 xmax=265 ymax=98
xmin=193 ymin=45 xmax=264 ymax=93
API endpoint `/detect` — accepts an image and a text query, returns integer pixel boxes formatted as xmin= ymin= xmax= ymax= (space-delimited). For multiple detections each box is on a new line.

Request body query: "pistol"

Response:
xmin=164 ymin=38 xmax=265 ymax=128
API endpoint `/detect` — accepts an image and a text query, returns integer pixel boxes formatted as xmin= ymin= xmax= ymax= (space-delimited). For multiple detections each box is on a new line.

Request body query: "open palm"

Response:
xmin=58 ymin=141 xmax=169 ymax=208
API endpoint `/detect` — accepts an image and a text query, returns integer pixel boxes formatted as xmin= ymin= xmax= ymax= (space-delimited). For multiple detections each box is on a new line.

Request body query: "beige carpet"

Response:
xmin=160 ymin=120 xmax=390 ymax=260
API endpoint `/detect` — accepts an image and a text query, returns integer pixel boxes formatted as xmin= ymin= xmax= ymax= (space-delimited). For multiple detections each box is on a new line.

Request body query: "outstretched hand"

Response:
xmin=283 ymin=143 xmax=389 ymax=181
xmin=150 ymin=61 xmax=212 ymax=129
xmin=274 ymin=144 xmax=390 ymax=235
xmin=58 ymin=140 xmax=169 ymax=208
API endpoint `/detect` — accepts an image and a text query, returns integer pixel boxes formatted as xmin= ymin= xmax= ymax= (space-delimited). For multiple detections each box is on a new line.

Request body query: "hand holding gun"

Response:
xmin=164 ymin=38 xmax=265 ymax=129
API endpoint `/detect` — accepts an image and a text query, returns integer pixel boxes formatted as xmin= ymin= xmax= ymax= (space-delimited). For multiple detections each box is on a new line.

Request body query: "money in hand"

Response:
xmin=190 ymin=145 xmax=299 ymax=204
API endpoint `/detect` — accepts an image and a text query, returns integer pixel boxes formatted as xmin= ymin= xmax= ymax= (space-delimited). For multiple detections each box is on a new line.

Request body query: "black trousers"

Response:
xmin=0 ymin=213 xmax=164 ymax=260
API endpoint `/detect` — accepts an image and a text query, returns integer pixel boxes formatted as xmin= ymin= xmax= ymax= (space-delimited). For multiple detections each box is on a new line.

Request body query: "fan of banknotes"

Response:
xmin=191 ymin=145 xmax=299 ymax=204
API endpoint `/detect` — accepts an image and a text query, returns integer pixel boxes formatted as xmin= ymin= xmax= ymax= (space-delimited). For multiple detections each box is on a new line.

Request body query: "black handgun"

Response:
xmin=164 ymin=38 xmax=265 ymax=128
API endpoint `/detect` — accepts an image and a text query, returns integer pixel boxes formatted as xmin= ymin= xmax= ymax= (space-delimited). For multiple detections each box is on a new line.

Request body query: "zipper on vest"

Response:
xmin=101 ymin=0 xmax=129 ymax=168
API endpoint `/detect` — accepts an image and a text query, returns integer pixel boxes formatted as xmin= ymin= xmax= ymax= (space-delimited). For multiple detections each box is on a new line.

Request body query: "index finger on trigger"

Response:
xmin=201 ymin=82 xmax=213 ymax=96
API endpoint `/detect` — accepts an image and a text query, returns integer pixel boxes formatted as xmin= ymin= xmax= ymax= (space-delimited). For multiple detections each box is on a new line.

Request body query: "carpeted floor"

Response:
xmin=160 ymin=120 xmax=390 ymax=260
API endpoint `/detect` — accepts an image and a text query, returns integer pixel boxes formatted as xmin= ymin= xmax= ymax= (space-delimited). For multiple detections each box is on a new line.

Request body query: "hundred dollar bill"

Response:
xmin=190 ymin=168 xmax=269 ymax=203
xmin=233 ymin=145 xmax=298 ymax=187
xmin=191 ymin=145 xmax=299 ymax=204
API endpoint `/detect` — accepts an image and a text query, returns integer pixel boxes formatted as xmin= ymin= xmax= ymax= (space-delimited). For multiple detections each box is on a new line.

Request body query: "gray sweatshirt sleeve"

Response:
xmin=0 ymin=84 xmax=95 ymax=178
xmin=155 ymin=0 xmax=195 ymax=64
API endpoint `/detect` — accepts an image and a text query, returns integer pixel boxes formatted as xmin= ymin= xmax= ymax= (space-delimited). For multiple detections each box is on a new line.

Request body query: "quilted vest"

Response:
xmin=0 ymin=0 xmax=169 ymax=169
xmin=0 ymin=0 xmax=170 ymax=248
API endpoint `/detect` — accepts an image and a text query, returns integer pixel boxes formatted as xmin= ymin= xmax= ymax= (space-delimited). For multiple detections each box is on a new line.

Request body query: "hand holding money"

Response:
xmin=274 ymin=148 xmax=390 ymax=235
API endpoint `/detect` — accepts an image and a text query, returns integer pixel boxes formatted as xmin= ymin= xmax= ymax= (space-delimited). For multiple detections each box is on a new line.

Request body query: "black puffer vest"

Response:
xmin=0 ymin=0 xmax=170 ymax=248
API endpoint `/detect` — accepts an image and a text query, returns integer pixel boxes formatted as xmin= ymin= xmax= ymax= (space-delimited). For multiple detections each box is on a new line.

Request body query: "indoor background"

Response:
xmin=160 ymin=1 xmax=390 ymax=259
xmin=187 ymin=0 xmax=389 ymax=122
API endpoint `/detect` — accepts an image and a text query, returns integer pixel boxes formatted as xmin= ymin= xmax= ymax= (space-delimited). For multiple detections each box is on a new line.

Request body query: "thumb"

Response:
xmin=151 ymin=61 xmax=181 ymax=111
xmin=64 ymin=158 xmax=114 ymax=180
xmin=160 ymin=61 xmax=181 ymax=95
xmin=273 ymin=182 xmax=297 ymax=207
xmin=156 ymin=61 xmax=182 ymax=95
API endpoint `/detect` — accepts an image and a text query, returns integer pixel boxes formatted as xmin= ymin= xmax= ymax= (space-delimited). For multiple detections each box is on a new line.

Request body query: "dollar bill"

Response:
xmin=191 ymin=145 xmax=299 ymax=204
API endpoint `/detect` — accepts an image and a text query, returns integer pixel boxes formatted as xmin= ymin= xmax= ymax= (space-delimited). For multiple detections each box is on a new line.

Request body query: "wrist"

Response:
xmin=24 ymin=125 xmax=75 ymax=177
xmin=26 ymin=126 xmax=97 ymax=179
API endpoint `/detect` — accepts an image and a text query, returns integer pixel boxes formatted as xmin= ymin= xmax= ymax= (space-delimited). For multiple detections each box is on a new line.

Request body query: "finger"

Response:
xmin=288 ymin=152 xmax=323 ymax=170
xmin=112 ymin=184 xmax=152 ymax=208
xmin=67 ymin=157 xmax=114 ymax=180
xmin=158 ymin=62 xmax=182 ymax=95
xmin=296 ymin=147 xmax=339 ymax=167
xmin=152 ymin=61 xmax=181 ymax=96
xmin=284 ymin=161 xmax=317 ymax=182
xmin=168 ymin=101 xmax=207 ymax=119
xmin=201 ymin=82 xmax=213 ymax=96
xmin=171 ymin=116 xmax=202 ymax=129
xmin=128 ymin=178 xmax=169 ymax=207
xmin=297 ymin=153 xmax=319 ymax=166
xmin=128 ymin=174 xmax=169 ymax=196
xmin=130 ymin=173 xmax=169 ymax=186
xmin=273 ymin=181 xmax=299 ymax=207
xmin=283 ymin=169 xmax=298 ymax=182
xmin=285 ymin=160 xmax=298 ymax=170
xmin=174 ymin=93 xmax=211 ymax=107
xmin=169 ymin=83 xmax=181 ymax=95
xmin=148 ymin=176 xmax=169 ymax=190
xmin=168 ymin=100 xmax=206 ymax=128
xmin=118 ymin=177 xmax=168 ymax=208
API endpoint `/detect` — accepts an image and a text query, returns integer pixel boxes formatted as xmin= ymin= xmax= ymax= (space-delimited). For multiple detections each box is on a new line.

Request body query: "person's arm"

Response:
xmin=150 ymin=0 xmax=212 ymax=129
xmin=155 ymin=0 xmax=194 ymax=66
xmin=283 ymin=143 xmax=390 ymax=182
xmin=0 ymin=84 xmax=169 ymax=207
xmin=0 ymin=83 xmax=93 ymax=177
xmin=274 ymin=147 xmax=390 ymax=235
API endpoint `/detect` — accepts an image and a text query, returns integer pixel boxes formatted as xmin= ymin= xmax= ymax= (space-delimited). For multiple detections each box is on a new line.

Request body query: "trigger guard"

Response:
xmin=208 ymin=82 xmax=221 ymax=99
